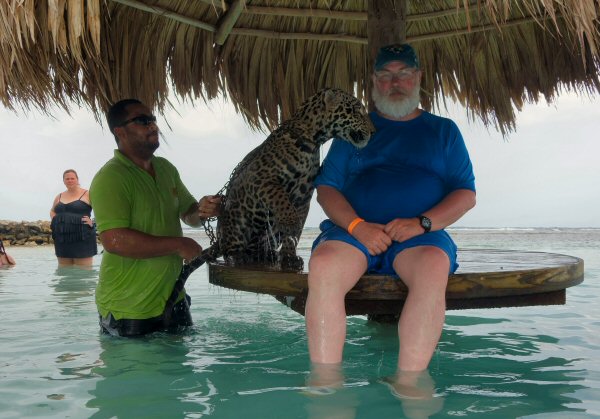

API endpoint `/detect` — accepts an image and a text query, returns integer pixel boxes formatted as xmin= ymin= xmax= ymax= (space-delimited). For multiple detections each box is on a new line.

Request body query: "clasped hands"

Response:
xmin=351 ymin=218 xmax=424 ymax=256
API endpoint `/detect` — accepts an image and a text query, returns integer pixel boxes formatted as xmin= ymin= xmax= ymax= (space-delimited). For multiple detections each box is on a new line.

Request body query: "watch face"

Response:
xmin=420 ymin=216 xmax=432 ymax=231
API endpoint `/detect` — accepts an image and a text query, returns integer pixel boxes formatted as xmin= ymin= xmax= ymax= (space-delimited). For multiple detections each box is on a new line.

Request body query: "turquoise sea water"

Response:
xmin=1 ymin=228 xmax=599 ymax=418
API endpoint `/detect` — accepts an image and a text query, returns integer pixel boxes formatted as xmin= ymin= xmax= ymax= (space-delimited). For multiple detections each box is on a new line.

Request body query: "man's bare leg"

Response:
xmin=393 ymin=246 xmax=450 ymax=371
xmin=306 ymin=241 xmax=367 ymax=364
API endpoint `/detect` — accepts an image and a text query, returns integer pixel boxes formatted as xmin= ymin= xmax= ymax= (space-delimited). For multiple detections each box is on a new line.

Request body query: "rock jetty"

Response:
xmin=1 ymin=220 xmax=54 ymax=246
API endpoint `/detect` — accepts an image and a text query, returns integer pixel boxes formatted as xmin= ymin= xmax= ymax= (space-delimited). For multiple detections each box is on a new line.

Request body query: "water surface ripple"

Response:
xmin=0 ymin=228 xmax=598 ymax=418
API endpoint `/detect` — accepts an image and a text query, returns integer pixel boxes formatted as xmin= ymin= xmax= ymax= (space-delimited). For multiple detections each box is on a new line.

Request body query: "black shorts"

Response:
xmin=99 ymin=295 xmax=193 ymax=337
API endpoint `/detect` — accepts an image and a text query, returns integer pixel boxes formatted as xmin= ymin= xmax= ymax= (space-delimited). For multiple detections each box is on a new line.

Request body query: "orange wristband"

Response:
xmin=347 ymin=217 xmax=364 ymax=235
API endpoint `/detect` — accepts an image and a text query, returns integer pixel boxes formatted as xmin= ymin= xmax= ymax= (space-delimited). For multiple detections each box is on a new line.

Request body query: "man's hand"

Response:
xmin=177 ymin=237 xmax=202 ymax=263
xmin=384 ymin=218 xmax=423 ymax=242
xmin=351 ymin=221 xmax=392 ymax=255
xmin=182 ymin=195 xmax=222 ymax=227
xmin=198 ymin=195 xmax=222 ymax=219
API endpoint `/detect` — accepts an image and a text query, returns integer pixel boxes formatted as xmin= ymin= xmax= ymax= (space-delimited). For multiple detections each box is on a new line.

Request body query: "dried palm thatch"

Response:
xmin=1 ymin=0 xmax=599 ymax=135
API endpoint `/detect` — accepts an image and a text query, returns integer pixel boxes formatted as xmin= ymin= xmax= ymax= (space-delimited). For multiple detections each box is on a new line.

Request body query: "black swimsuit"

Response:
xmin=51 ymin=191 xmax=98 ymax=258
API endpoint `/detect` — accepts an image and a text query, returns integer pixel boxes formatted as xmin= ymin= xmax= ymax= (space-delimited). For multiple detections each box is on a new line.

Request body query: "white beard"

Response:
xmin=372 ymin=85 xmax=421 ymax=119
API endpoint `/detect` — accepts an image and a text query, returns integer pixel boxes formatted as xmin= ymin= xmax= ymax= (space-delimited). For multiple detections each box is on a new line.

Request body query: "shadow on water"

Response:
xmin=82 ymin=314 xmax=588 ymax=419
xmin=427 ymin=316 xmax=588 ymax=418
xmin=1 ymin=231 xmax=597 ymax=418
xmin=0 ymin=259 xmax=17 ymax=286
xmin=51 ymin=266 xmax=98 ymax=307
xmin=297 ymin=317 xmax=588 ymax=418
xmin=87 ymin=334 xmax=216 ymax=418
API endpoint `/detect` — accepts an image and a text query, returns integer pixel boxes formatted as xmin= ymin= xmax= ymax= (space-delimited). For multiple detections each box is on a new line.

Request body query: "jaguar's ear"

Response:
xmin=323 ymin=88 xmax=340 ymax=109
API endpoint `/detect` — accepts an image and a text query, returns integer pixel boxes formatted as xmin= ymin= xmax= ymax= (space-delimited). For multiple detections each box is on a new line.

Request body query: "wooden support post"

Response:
xmin=215 ymin=0 xmax=246 ymax=45
xmin=367 ymin=0 xmax=408 ymax=110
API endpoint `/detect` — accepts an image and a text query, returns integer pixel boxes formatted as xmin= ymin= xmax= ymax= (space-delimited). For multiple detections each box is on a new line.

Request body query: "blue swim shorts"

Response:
xmin=312 ymin=219 xmax=459 ymax=275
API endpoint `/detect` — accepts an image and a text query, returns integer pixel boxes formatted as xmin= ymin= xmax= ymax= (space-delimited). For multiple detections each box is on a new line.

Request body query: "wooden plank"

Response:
xmin=208 ymin=249 xmax=584 ymax=312
xmin=275 ymin=289 xmax=567 ymax=317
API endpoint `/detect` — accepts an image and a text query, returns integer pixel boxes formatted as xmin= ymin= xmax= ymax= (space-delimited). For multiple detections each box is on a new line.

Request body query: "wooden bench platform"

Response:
xmin=207 ymin=249 xmax=584 ymax=316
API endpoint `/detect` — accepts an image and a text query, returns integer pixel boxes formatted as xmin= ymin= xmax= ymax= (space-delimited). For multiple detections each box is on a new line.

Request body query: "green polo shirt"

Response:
xmin=90 ymin=150 xmax=197 ymax=320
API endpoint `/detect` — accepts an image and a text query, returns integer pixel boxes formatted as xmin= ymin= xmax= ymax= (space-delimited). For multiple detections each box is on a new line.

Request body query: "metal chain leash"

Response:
xmin=201 ymin=157 xmax=251 ymax=247
xmin=170 ymin=153 xmax=257 ymax=320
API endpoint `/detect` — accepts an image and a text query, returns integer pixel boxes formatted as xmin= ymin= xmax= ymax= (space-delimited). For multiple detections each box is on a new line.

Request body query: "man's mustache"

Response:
xmin=385 ymin=88 xmax=410 ymax=96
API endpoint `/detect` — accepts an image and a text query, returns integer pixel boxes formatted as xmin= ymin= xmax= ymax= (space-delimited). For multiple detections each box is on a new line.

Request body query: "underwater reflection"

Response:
xmin=304 ymin=363 xmax=358 ymax=419
xmin=432 ymin=317 xmax=588 ymax=416
xmin=88 ymin=335 xmax=215 ymax=418
xmin=83 ymin=315 xmax=589 ymax=418
xmin=304 ymin=389 xmax=360 ymax=419
xmin=380 ymin=370 xmax=444 ymax=419
xmin=304 ymin=363 xmax=444 ymax=419
xmin=51 ymin=265 xmax=98 ymax=307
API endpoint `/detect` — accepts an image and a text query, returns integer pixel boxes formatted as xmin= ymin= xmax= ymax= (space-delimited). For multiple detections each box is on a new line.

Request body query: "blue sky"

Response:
xmin=1 ymin=92 xmax=599 ymax=227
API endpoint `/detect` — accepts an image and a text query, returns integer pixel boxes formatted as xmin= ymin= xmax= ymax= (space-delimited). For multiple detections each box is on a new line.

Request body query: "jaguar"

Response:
xmin=204 ymin=88 xmax=375 ymax=271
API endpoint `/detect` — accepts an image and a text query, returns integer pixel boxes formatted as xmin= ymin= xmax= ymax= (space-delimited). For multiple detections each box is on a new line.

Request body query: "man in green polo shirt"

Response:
xmin=90 ymin=99 xmax=221 ymax=337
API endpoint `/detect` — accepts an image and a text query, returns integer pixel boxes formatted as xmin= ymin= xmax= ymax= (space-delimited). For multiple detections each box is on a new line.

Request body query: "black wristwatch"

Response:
xmin=418 ymin=215 xmax=432 ymax=233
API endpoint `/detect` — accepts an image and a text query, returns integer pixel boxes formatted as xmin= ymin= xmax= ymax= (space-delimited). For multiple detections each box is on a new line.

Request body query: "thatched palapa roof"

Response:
xmin=1 ymin=0 xmax=599 ymax=134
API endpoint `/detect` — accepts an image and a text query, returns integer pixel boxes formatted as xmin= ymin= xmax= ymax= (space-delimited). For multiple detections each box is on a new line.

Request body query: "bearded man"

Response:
xmin=305 ymin=44 xmax=477 ymax=379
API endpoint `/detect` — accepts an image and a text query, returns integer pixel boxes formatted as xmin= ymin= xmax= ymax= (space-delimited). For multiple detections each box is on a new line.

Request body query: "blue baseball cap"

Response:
xmin=374 ymin=43 xmax=420 ymax=71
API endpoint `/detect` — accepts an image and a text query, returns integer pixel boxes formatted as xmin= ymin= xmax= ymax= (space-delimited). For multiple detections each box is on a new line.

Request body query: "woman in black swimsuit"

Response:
xmin=50 ymin=169 xmax=98 ymax=266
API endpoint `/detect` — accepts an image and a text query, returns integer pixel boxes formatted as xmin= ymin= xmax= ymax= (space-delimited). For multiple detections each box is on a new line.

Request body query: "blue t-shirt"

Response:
xmin=315 ymin=111 xmax=475 ymax=224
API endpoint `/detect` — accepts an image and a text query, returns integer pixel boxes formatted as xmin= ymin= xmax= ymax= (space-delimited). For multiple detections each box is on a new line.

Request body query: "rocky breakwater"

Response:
xmin=0 ymin=220 xmax=54 ymax=246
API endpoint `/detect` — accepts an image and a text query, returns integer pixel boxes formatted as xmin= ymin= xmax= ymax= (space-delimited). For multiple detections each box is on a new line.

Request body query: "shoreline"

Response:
xmin=3 ymin=220 xmax=598 ymax=248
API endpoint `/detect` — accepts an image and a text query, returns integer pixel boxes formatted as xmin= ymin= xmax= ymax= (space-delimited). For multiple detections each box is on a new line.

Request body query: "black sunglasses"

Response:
xmin=120 ymin=114 xmax=157 ymax=127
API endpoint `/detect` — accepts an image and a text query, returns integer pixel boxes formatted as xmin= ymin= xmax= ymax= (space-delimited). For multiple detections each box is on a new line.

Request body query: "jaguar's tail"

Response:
xmin=160 ymin=241 xmax=223 ymax=327
xmin=201 ymin=243 xmax=221 ymax=262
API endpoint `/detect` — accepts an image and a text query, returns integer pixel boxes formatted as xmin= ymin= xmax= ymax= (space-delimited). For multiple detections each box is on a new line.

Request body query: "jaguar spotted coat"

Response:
xmin=205 ymin=88 xmax=375 ymax=270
